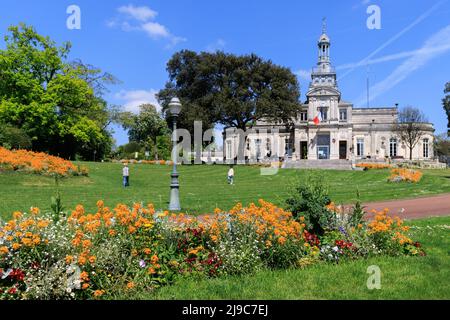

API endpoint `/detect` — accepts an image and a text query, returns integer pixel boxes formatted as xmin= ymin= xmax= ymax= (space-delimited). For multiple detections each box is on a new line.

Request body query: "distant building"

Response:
xmin=224 ymin=24 xmax=434 ymax=162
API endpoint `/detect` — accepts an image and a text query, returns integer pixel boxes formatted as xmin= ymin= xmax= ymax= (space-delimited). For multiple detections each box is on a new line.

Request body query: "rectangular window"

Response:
xmin=319 ymin=107 xmax=328 ymax=121
xmin=256 ymin=139 xmax=261 ymax=159
xmin=390 ymin=138 xmax=397 ymax=157
xmin=339 ymin=109 xmax=347 ymax=121
xmin=357 ymin=138 xmax=364 ymax=157
xmin=423 ymin=139 xmax=429 ymax=158
xmin=300 ymin=111 xmax=308 ymax=121
xmin=226 ymin=141 xmax=232 ymax=158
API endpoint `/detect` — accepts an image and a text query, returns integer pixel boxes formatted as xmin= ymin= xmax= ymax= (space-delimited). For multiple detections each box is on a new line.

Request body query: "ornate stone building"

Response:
xmin=224 ymin=25 xmax=434 ymax=163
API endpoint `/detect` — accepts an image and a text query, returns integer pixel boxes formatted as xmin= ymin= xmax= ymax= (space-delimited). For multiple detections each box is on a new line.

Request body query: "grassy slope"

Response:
xmin=140 ymin=216 xmax=450 ymax=300
xmin=0 ymin=163 xmax=450 ymax=218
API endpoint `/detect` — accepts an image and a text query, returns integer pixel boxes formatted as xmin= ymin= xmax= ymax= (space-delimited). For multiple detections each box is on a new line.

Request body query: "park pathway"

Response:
xmin=362 ymin=193 xmax=450 ymax=220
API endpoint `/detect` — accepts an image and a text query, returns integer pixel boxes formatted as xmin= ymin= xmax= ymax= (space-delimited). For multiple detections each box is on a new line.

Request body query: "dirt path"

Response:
xmin=363 ymin=193 xmax=450 ymax=220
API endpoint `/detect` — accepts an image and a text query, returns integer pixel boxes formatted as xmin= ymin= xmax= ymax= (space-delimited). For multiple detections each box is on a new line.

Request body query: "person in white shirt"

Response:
xmin=122 ymin=163 xmax=130 ymax=187
xmin=227 ymin=166 xmax=234 ymax=185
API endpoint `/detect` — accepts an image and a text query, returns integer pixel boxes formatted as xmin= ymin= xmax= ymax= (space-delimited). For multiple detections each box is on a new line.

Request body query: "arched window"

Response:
xmin=390 ymin=138 xmax=397 ymax=157
xmin=423 ymin=138 xmax=429 ymax=158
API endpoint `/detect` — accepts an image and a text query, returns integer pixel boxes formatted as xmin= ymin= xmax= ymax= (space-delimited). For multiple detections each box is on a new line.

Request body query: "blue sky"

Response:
xmin=1 ymin=0 xmax=449 ymax=146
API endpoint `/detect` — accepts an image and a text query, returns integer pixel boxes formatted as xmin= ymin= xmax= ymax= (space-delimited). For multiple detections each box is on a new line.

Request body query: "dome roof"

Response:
xmin=319 ymin=33 xmax=330 ymax=43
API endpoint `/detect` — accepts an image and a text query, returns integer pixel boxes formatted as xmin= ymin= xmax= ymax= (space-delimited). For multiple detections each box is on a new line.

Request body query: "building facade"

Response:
xmin=224 ymin=26 xmax=434 ymax=162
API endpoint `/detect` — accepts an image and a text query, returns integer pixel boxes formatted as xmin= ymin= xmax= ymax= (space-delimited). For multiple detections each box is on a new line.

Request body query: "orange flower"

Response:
xmin=80 ymin=271 xmax=90 ymax=282
xmin=65 ymin=255 xmax=74 ymax=264
xmin=143 ymin=248 xmax=152 ymax=255
xmin=148 ymin=267 xmax=156 ymax=275
xmin=88 ymin=256 xmax=96 ymax=264
xmin=12 ymin=211 xmax=22 ymax=219
xmin=150 ymin=254 xmax=159 ymax=264
xmin=12 ymin=243 xmax=21 ymax=250
xmin=0 ymin=246 xmax=9 ymax=255
xmin=78 ymin=256 xmax=87 ymax=265
xmin=126 ymin=282 xmax=135 ymax=290
xmin=93 ymin=290 xmax=105 ymax=297
xmin=82 ymin=283 xmax=90 ymax=290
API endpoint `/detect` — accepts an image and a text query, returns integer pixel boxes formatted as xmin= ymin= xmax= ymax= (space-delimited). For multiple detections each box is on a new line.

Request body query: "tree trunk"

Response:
xmin=409 ymin=146 xmax=413 ymax=160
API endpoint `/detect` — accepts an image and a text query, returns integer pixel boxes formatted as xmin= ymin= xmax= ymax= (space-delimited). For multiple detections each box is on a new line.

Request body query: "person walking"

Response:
xmin=227 ymin=165 xmax=234 ymax=185
xmin=122 ymin=163 xmax=130 ymax=187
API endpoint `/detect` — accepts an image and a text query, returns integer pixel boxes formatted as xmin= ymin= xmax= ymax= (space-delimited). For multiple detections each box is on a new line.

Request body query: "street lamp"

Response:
xmin=168 ymin=97 xmax=182 ymax=211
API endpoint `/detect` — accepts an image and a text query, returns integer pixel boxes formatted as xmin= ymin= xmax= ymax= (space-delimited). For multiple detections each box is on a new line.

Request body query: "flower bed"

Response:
xmin=0 ymin=147 xmax=87 ymax=177
xmin=0 ymin=199 xmax=424 ymax=300
xmin=388 ymin=168 xmax=422 ymax=183
xmin=356 ymin=163 xmax=392 ymax=170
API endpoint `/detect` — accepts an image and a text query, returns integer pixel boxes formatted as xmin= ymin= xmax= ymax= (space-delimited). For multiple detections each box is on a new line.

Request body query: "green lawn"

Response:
xmin=132 ymin=216 xmax=450 ymax=300
xmin=1 ymin=163 xmax=450 ymax=219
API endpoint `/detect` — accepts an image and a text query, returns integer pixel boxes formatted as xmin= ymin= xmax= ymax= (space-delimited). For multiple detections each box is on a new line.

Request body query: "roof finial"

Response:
xmin=322 ymin=17 xmax=327 ymax=34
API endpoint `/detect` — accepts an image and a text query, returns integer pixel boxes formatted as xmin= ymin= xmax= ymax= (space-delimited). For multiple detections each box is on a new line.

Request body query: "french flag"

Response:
xmin=313 ymin=112 xmax=322 ymax=125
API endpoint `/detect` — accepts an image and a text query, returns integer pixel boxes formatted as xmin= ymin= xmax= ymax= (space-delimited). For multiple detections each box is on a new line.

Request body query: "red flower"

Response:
xmin=8 ymin=287 xmax=17 ymax=295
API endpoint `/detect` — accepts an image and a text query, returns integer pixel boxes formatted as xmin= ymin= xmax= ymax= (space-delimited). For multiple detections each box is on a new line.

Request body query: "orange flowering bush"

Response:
xmin=207 ymin=200 xmax=306 ymax=271
xmin=388 ymin=168 xmax=422 ymax=183
xmin=0 ymin=147 xmax=87 ymax=176
xmin=366 ymin=209 xmax=424 ymax=256
xmin=356 ymin=163 xmax=392 ymax=170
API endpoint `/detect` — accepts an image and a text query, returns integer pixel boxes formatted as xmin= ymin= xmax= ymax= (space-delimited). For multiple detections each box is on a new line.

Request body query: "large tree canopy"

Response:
xmin=0 ymin=23 xmax=117 ymax=160
xmin=157 ymin=50 xmax=301 ymax=133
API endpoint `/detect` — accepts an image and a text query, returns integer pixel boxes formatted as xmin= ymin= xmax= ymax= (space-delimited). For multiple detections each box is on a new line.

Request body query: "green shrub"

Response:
xmin=285 ymin=174 xmax=334 ymax=236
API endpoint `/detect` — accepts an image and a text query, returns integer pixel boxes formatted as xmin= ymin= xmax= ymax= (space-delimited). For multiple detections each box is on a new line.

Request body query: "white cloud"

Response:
xmin=141 ymin=22 xmax=170 ymax=38
xmin=107 ymin=4 xmax=186 ymax=47
xmin=295 ymin=69 xmax=311 ymax=81
xmin=117 ymin=5 xmax=157 ymax=22
xmin=206 ymin=38 xmax=226 ymax=52
xmin=114 ymin=89 xmax=161 ymax=113
xmin=355 ymin=24 xmax=450 ymax=106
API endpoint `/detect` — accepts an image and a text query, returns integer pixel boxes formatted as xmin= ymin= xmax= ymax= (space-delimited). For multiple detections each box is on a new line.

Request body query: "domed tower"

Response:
xmin=306 ymin=18 xmax=341 ymax=123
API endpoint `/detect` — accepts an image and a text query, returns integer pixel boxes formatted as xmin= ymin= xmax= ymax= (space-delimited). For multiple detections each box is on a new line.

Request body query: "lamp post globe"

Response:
xmin=168 ymin=97 xmax=181 ymax=211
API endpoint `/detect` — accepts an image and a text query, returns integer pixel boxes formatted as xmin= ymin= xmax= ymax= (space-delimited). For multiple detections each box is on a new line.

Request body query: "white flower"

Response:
xmin=332 ymin=246 xmax=339 ymax=252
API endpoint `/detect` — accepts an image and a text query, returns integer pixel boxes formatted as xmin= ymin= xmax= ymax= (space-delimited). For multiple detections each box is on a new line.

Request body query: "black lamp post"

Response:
xmin=168 ymin=97 xmax=182 ymax=211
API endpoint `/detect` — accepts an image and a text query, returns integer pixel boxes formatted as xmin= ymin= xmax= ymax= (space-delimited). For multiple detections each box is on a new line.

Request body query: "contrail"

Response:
xmin=338 ymin=0 xmax=448 ymax=81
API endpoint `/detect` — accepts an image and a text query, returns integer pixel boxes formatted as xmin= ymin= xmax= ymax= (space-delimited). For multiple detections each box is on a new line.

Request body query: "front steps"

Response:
xmin=282 ymin=159 xmax=354 ymax=170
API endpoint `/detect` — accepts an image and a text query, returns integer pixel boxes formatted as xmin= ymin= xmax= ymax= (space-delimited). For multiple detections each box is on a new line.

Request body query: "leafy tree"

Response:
xmin=443 ymin=82 xmax=450 ymax=136
xmin=0 ymin=123 xmax=32 ymax=149
xmin=119 ymin=104 xmax=170 ymax=160
xmin=157 ymin=50 xmax=301 ymax=156
xmin=0 ymin=23 xmax=117 ymax=160
xmin=392 ymin=106 xmax=429 ymax=160
xmin=434 ymin=133 xmax=450 ymax=157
